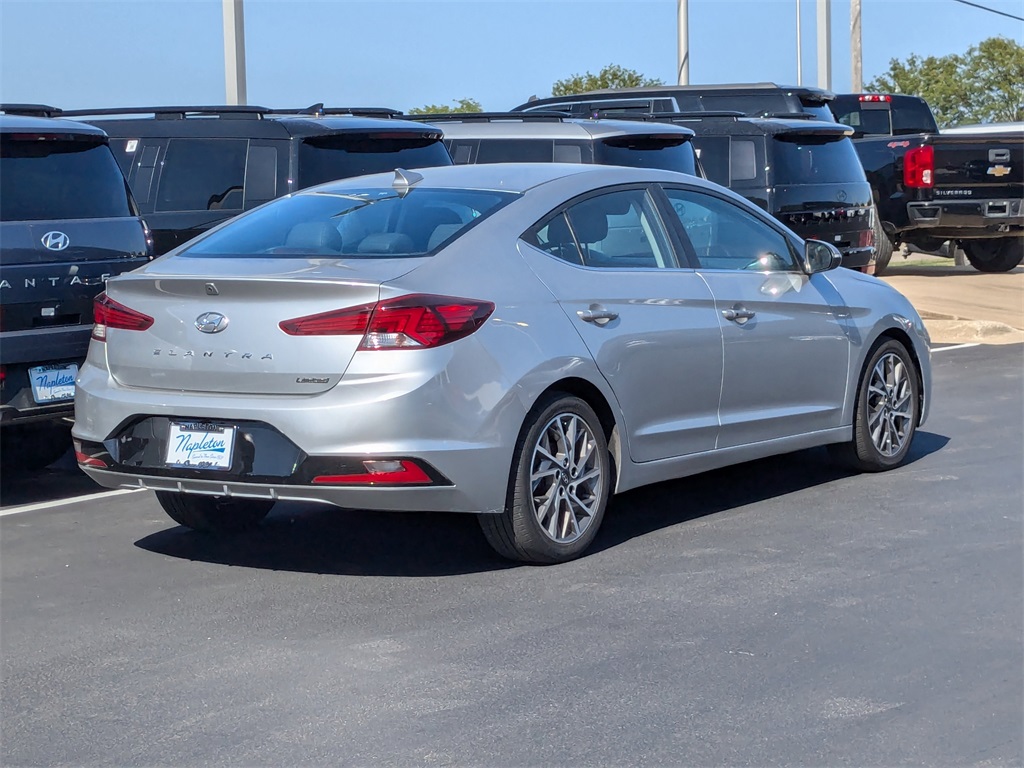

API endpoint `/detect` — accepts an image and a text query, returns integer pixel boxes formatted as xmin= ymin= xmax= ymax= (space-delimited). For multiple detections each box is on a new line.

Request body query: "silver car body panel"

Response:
xmin=73 ymin=163 xmax=931 ymax=514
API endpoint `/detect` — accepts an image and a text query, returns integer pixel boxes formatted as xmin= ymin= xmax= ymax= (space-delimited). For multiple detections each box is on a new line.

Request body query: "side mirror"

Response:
xmin=803 ymin=240 xmax=843 ymax=274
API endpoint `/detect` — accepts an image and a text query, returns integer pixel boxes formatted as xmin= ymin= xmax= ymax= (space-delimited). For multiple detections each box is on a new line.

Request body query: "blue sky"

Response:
xmin=1 ymin=0 xmax=1021 ymax=113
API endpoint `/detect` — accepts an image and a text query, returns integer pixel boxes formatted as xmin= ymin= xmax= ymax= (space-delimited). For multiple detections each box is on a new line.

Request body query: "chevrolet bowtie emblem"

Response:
xmin=987 ymin=165 xmax=1011 ymax=177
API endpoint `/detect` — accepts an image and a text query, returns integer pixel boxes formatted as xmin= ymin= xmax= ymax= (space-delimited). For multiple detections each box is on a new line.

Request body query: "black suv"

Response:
xmin=0 ymin=107 xmax=151 ymax=469
xmin=511 ymin=82 xmax=836 ymax=121
xmin=636 ymin=112 xmax=876 ymax=271
xmin=60 ymin=105 xmax=453 ymax=255
xmin=405 ymin=112 xmax=701 ymax=176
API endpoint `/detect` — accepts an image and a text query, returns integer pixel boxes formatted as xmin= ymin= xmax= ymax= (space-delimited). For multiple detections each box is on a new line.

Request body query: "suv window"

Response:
xmin=0 ymin=135 xmax=133 ymax=221
xmin=156 ymin=138 xmax=247 ymax=212
xmin=297 ymin=135 xmax=453 ymax=189
xmin=182 ymin=187 xmax=516 ymax=258
xmin=771 ymin=135 xmax=863 ymax=184
xmin=594 ymin=137 xmax=697 ymax=175
xmin=690 ymin=136 xmax=761 ymax=186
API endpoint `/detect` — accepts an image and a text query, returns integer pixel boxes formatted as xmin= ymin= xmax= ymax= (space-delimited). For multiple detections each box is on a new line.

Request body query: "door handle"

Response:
xmin=721 ymin=305 xmax=756 ymax=324
xmin=577 ymin=306 xmax=619 ymax=325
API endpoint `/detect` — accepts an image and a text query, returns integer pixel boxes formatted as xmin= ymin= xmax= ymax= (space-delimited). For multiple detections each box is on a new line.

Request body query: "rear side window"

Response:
xmin=595 ymin=137 xmax=697 ymax=175
xmin=297 ymin=134 xmax=452 ymax=188
xmin=156 ymin=138 xmax=247 ymax=212
xmin=0 ymin=135 xmax=133 ymax=221
xmin=771 ymin=135 xmax=865 ymax=185
xmin=181 ymin=187 xmax=517 ymax=258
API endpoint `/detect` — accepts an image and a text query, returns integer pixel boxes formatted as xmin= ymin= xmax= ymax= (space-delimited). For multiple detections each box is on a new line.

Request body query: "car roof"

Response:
xmin=516 ymin=83 xmax=835 ymax=109
xmin=415 ymin=114 xmax=695 ymax=141
xmin=0 ymin=112 xmax=109 ymax=137
xmin=668 ymin=114 xmax=853 ymax=137
xmin=302 ymin=161 xmax=711 ymax=196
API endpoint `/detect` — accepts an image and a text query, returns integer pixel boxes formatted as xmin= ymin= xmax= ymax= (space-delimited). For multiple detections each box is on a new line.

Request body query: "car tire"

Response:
xmin=962 ymin=238 xmax=1023 ymax=273
xmin=872 ymin=215 xmax=894 ymax=276
xmin=479 ymin=394 xmax=610 ymax=564
xmin=155 ymin=491 xmax=273 ymax=533
xmin=829 ymin=339 xmax=920 ymax=472
xmin=0 ymin=422 xmax=72 ymax=471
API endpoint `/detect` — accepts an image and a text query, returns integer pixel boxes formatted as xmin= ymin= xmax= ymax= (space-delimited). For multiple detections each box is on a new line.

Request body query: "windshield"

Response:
xmin=0 ymin=135 xmax=133 ymax=221
xmin=772 ymin=135 xmax=865 ymax=185
xmin=182 ymin=186 xmax=517 ymax=258
xmin=596 ymin=137 xmax=697 ymax=175
xmin=297 ymin=134 xmax=452 ymax=189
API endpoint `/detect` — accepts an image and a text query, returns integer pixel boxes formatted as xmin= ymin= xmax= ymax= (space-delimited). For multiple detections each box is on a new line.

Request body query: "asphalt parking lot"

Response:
xmin=2 ymin=260 xmax=1022 ymax=766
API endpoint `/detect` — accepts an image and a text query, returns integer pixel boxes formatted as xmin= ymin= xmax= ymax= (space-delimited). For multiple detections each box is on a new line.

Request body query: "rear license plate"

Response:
xmin=29 ymin=363 xmax=78 ymax=403
xmin=165 ymin=422 xmax=236 ymax=470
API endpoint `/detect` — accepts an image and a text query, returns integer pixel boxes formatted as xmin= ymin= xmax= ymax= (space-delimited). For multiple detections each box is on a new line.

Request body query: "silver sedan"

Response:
xmin=73 ymin=163 xmax=931 ymax=564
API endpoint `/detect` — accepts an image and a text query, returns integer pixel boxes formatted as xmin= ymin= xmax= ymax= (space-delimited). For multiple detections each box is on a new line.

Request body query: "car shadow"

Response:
xmin=134 ymin=431 xmax=949 ymax=577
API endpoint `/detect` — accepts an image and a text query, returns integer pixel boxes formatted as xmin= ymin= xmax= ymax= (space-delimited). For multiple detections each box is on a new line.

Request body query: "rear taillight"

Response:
xmin=0 ymin=365 xmax=5 ymax=390
xmin=92 ymin=292 xmax=154 ymax=341
xmin=279 ymin=294 xmax=494 ymax=350
xmin=904 ymin=145 xmax=934 ymax=188
xmin=312 ymin=459 xmax=433 ymax=485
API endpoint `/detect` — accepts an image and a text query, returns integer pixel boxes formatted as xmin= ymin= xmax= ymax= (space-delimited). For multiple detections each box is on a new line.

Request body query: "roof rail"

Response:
xmin=0 ymin=103 xmax=63 ymax=118
xmin=402 ymin=111 xmax=572 ymax=123
xmin=60 ymin=106 xmax=272 ymax=120
xmin=757 ymin=111 xmax=817 ymax=119
xmin=590 ymin=110 xmax=745 ymax=122
xmin=271 ymin=103 xmax=402 ymax=118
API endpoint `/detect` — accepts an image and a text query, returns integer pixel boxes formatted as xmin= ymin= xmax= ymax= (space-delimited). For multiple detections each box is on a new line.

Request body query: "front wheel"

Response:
xmin=156 ymin=492 xmax=273 ymax=533
xmin=479 ymin=394 xmax=611 ymax=564
xmin=829 ymin=340 xmax=920 ymax=472
xmin=962 ymin=238 xmax=1023 ymax=273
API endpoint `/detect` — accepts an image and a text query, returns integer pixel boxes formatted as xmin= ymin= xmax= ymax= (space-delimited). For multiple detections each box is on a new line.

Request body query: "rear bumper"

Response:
xmin=906 ymin=197 xmax=1024 ymax=239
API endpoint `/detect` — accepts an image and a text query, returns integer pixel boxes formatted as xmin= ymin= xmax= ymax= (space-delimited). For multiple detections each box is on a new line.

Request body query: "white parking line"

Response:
xmin=932 ymin=343 xmax=981 ymax=353
xmin=0 ymin=488 xmax=144 ymax=518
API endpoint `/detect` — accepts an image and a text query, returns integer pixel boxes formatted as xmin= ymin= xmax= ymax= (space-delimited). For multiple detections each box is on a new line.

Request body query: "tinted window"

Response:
xmin=595 ymin=138 xmax=697 ymax=175
xmin=182 ymin=187 xmax=516 ymax=258
xmin=690 ymin=136 xmax=730 ymax=186
xmin=771 ymin=135 xmax=865 ymax=185
xmin=890 ymin=97 xmax=938 ymax=135
xmin=156 ymin=138 xmax=247 ymax=212
xmin=662 ymin=187 xmax=798 ymax=272
xmin=476 ymin=139 xmax=562 ymax=163
xmin=830 ymin=95 xmax=937 ymax=136
xmin=297 ymin=135 xmax=452 ymax=188
xmin=0 ymin=135 xmax=133 ymax=221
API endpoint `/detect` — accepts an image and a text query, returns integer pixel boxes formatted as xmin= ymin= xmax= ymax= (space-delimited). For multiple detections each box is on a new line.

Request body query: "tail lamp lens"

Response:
xmin=312 ymin=459 xmax=433 ymax=485
xmin=92 ymin=292 xmax=154 ymax=341
xmin=904 ymin=145 xmax=934 ymax=188
xmin=279 ymin=294 xmax=494 ymax=350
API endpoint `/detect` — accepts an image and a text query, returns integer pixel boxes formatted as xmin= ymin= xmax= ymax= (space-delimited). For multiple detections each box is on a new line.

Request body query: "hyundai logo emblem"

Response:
xmin=836 ymin=189 xmax=848 ymax=202
xmin=195 ymin=312 xmax=229 ymax=334
xmin=41 ymin=231 xmax=70 ymax=251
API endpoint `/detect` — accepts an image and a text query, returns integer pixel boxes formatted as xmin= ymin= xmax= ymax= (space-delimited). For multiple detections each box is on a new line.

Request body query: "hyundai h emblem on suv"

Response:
xmin=195 ymin=312 xmax=229 ymax=334
xmin=41 ymin=231 xmax=70 ymax=251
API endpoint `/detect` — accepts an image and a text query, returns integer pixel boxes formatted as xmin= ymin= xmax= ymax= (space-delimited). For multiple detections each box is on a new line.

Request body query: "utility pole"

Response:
xmin=796 ymin=0 xmax=803 ymax=85
xmin=677 ymin=0 xmax=689 ymax=85
xmin=223 ymin=0 xmax=247 ymax=105
xmin=816 ymin=0 xmax=832 ymax=90
xmin=851 ymin=0 xmax=862 ymax=92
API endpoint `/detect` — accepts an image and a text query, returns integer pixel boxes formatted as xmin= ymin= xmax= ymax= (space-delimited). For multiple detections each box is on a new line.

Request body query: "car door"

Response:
xmin=519 ymin=185 xmax=723 ymax=462
xmin=659 ymin=184 xmax=851 ymax=449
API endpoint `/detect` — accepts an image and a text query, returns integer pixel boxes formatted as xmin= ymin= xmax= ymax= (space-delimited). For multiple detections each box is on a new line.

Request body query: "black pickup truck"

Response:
xmin=830 ymin=94 xmax=1023 ymax=272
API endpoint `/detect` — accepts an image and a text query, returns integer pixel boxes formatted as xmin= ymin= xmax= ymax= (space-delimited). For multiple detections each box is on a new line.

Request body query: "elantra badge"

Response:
xmin=195 ymin=312 xmax=229 ymax=334
xmin=41 ymin=231 xmax=70 ymax=251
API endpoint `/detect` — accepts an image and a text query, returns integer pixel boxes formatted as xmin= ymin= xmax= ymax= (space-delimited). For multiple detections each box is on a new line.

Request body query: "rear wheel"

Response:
xmin=479 ymin=394 xmax=610 ymax=564
xmin=962 ymin=238 xmax=1023 ymax=273
xmin=829 ymin=340 xmax=920 ymax=472
xmin=872 ymin=214 xmax=894 ymax=276
xmin=1 ymin=422 xmax=72 ymax=471
xmin=155 ymin=491 xmax=273 ymax=533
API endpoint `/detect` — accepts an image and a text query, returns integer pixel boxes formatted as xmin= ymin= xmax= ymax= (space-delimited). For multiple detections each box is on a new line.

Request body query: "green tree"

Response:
xmin=407 ymin=98 xmax=482 ymax=115
xmin=866 ymin=36 xmax=1024 ymax=127
xmin=550 ymin=63 xmax=663 ymax=97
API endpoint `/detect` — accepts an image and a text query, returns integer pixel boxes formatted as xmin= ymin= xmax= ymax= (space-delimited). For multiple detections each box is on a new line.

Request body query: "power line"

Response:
xmin=950 ymin=0 xmax=1024 ymax=22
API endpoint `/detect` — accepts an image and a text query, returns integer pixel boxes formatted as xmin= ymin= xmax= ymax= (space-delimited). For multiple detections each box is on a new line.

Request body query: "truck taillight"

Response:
xmin=904 ymin=145 xmax=934 ymax=188
xmin=858 ymin=94 xmax=892 ymax=103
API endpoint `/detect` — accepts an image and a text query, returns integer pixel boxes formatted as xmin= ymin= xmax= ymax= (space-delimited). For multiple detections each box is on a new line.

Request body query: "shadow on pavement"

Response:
xmin=135 ymin=431 xmax=950 ymax=577
xmin=0 ymin=449 xmax=100 ymax=508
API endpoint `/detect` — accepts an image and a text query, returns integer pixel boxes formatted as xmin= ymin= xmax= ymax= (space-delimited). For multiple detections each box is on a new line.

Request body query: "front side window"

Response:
xmin=524 ymin=188 xmax=675 ymax=269
xmin=182 ymin=186 xmax=516 ymax=258
xmin=156 ymin=138 xmax=247 ymax=212
xmin=662 ymin=187 xmax=798 ymax=272
xmin=0 ymin=135 xmax=133 ymax=221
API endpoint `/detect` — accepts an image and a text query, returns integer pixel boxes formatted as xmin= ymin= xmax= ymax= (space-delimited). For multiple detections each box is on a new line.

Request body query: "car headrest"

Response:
xmin=284 ymin=222 xmax=343 ymax=251
xmin=357 ymin=233 xmax=416 ymax=254
xmin=568 ymin=207 xmax=608 ymax=244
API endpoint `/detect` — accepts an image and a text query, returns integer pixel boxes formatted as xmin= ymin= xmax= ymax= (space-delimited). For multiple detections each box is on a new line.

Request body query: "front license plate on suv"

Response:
xmin=165 ymin=422 xmax=236 ymax=470
xmin=29 ymin=363 xmax=78 ymax=403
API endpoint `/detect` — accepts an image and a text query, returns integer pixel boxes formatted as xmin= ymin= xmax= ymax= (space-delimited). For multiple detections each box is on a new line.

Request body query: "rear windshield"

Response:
xmin=297 ymin=134 xmax=453 ymax=188
xmin=772 ymin=135 xmax=865 ymax=185
xmin=830 ymin=95 xmax=938 ymax=136
xmin=181 ymin=187 xmax=517 ymax=258
xmin=595 ymin=137 xmax=697 ymax=175
xmin=0 ymin=135 xmax=133 ymax=221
